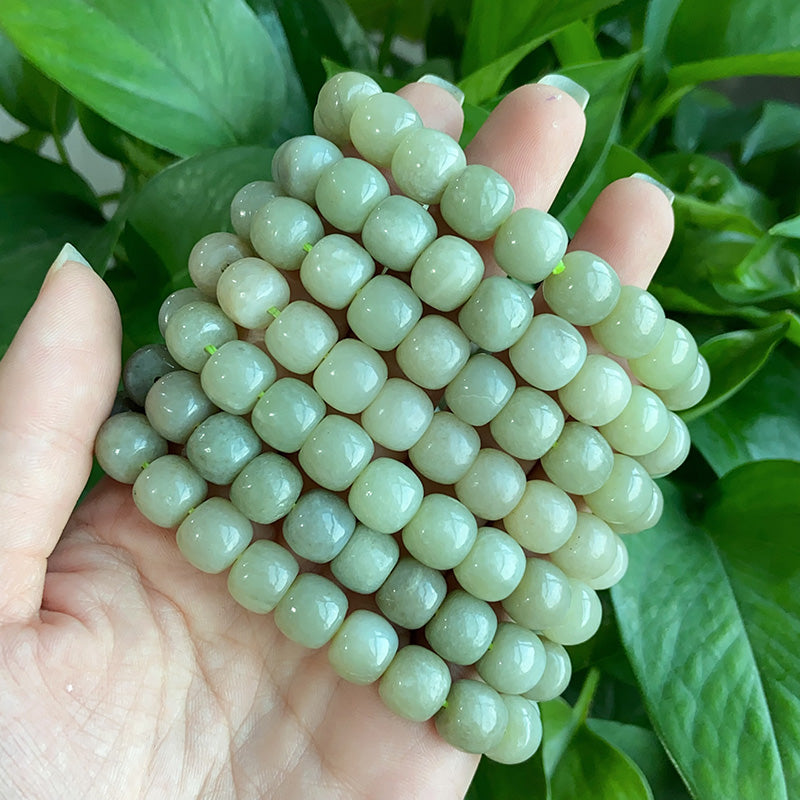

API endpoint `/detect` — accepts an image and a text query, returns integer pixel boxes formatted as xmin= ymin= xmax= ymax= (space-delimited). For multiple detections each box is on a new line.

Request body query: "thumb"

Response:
xmin=0 ymin=244 xmax=121 ymax=625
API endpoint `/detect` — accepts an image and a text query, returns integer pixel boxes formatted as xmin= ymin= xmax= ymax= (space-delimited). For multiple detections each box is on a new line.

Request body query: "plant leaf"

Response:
xmin=741 ymin=101 xmax=800 ymax=164
xmin=770 ymin=215 xmax=800 ymax=239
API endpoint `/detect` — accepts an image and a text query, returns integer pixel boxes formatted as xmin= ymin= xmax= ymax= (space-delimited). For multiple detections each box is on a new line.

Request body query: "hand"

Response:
xmin=0 ymin=78 xmax=673 ymax=800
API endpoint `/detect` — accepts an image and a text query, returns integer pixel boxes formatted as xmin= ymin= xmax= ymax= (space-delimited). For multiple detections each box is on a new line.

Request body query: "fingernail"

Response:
xmin=537 ymin=74 xmax=590 ymax=111
xmin=417 ymin=74 xmax=464 ymax=107
xmin=52 ymin=242 xmax=92 ymax=271
xmin=631 ymin=172 xmax=675 ymax=205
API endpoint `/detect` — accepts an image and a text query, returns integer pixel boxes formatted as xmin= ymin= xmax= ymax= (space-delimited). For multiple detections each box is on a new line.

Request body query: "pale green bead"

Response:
xmin=376 ymin=557 xmax=447 ymax=629
xmin=379 ymin=645 xmax=451 ymax=722
xmin=540 ymin=421 xmax=614 ymax=495
xmin=145 ymin=370 xmax=216 ymax=444
xmin=158 ymin=287 xmax=205 ymax=337
xmin=637 ymin=413 xmax=691 ymax=478
xmin=274 ymin=573 xmax=348 ymax=649
xmin=188 ymin=232 xmax=253 ymax=297
xmin=348 ymin=458 xmax=424 ymax=533
xmin=282 ymin=489 xmax=355 ymax=563
xmin=230 ymin=180 xmax=282 ymax=238
xmin=485 ymin=695 xmax=543 ymax=765
xmin=502 ymin=558 xmax=572 ymax=631
xmin=590 ymin=285 xmax=665 ymax=359
xmin=549 ymin=512 xmax=618 ymax=583
xmin=542 ymin=250 xmax=621 ymax=326
xmin=493 ymin=208 xmax=568 ymax=284
xmin=312 ymin=339 xmax=387 ymax=413
xmin=250 ymin=197 xmax=324 ymax=271
xmin=509 ymin=313 xmax=587 ymax=391
xmin=408 ymin=412 xmax=480 ymax=484
xmin=440 ymin=164 xmax=515 ymax=241
xmin=402 ymin=494 xmax=478 ymax=570
xmin=584 ymin=454 xmax=655 ymax=525
xmin=313 ymin=71 xmax=381 ymax=147
xmin=227 ymin=540 xmax=298 ymax=613
xmin=435 ymin=679 xmax=508 ymax=754
xmin=328 ymin=609 xmax=399 ymax=685
xmin=557 ymin=354 xmax=632 ymax=427
xmin=599 ymin=385 xmax=670 ymax=456
xmin=132 ymin=455 xmax=207 ymax=528
xmin=444 ymin=354 xmax=516 ymax=427
xmin=215 ymin=257 xmax=290 ymax=329
xmin=122 ymin=344 xmax=178 ymax=407
xmin=185 ymin=412 xmax=261 ymax=484
xmin=251 ymin=377 xmax=326 ymax=452
xmin=264 ymin=301 xmax=338 ymax=374
xmin=541 ymin=579 xmax=602 ymax=646
xmin=410 ymin=235 xmax=484 ymax=311
xmin=588 ymin=535 xmax=629 ymax=590
xmin=229 ymin=452 xmax=303 ymax=524
xmin=458 ymin=276 xmax=534 ymax=352
xmin=330 ymin=524 xmax=399 ymax=594
xmin=200 ymin=340 xmax=276 ymax=415
xmin=396 ymin=315 xmax=470 ymax=390
xmin=361 ymin=195 xmax=437 ymax=272
xmin=489 ymin=386 xmax=564 ymax=460
xmin=347 ymin=275 xmax=423 ymax=351
xmin=360 ymin=378 xmax=433 ymax=451
xmin=94 ymin=412 xmax=167 ymax=484
xmin=176 ymin=497 xmax=252 ymax=574
xmin=315 ymin=158 xmax=390 ymax=233
xmin=298 ymin=415 xmax=374 ymax=491
xmin=425 ymin=590 xmax=497 ymax=665
xmin=454 ymin=448 xmax=527 ymax=520
xmin=350 ymin=91 xmax=422 ymax=166
xmin=453 ymin=527 xmax=525 ymax=602
xmin=300 ymin=234 xmax=375 ymax=310
xmin=164 ymin=301 xmax=237 ymax=372
xmin=271 ymin=135 xmax=343 ymax=204
xmin=656 ymin=354 xmax=710 ymax=411
xmin=391 ymin=127 xmax=467 ymax=204
xmin=523 ymin=639 xmax=572 ymax=702
xmin=629 ymin=320 xmax=699 ymax=390
xmin=609 ymin=483 xmax=664 ymax=534
xmin=503 ymin=480 xmax=577 ymax=554
xmin=476 ymin=622 xmax=547 ymax=695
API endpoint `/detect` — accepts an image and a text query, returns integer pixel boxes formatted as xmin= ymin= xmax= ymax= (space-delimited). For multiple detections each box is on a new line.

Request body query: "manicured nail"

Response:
xmin=631 ymin=172 xmax=675 ymax=205
xmin=52 ymin=242 xmax=91 ymax=271
xmin=537 ymin=74 xmax=590 ymax=111
xmin=417 ymin=74 xmax=464 ymax=107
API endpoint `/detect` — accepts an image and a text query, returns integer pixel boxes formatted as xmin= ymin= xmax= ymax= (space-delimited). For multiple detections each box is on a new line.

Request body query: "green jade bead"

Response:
xmin=590 ymin=285 xmax=665 ymax=359
xmin=132 ymin=455 xmax=207 ymax=528
xmin=330 ymin=524 xmax=399 ymax=594
xmin=251 ymin=377 xmax=326 ymax=452
xmin=215 ymin=257 xmax=290 ymax=330
xmin=200 ymin=340 xmax=276 ymax=415
xmin=493 ymin=208 xmax=568 ymax=284
xmin=401 ymin=494 xmax=478 ymax=571
xmin=300 ymin=234 xmax=375 ymax=310
xmin=599 ymin=385 xmax=670 ymax=456
xmin=485 ymin=696 xmax=543 ymax=765
xmin=144 ymin=370 xmax=216 ymax=444
xmin=391 ymin=127 xmax=466 ymax=204
xmin=328 ymin=609 xmax=399 ymax=685
xmin=434 ymin=679 xmax=509 ymax=755
xmin=426 ymin=590 xmax=497 ymax=665
xmin=229 ymin=452 xmax=303 ymax=525
xmin=540 ymin=579 xmax=602 ymax=646
xmin=458 ymin=275 xmax=533 ymax=352
xmin=395 ymin=315 xmax=470 ymax=390
xmin=264 ymin=301 xmax=338 ymax=374
xmin=188 ymin=232 xmax=253 ymax=297
xmin=588 ymin=535 xmax=629 ymax=590
xmin=476 ymin=622 xmax=547 ymax=695
xmin=271 ymin=135 xmax=343 ymax=204
xmin=453 ymin=527 xmax=525 ymax=602
xmin=455 ymin=448 xmax=526 ymax=521
xmin=503 ymin=480 xmax=577 ymax=554
xmin=95 ymin=412 xmax=167 ymax=484
xmin=408 ymin=412 xmax=480 ymax=484
xmin=584 ymin=454 xmax=655 ymax=525
xmin=312 ymin=339 xmax=387 ymax=414
xmin=361 ymin=378 xmax=433 ymax=451
xmin=347 ymin=275 xmax=423 ymax=351
xmin=376 ymin=557 xmax=447 ymax=629
xmin=509 ymin=314 xmax=587 ymax=391
xmin=629 ymin=320 xmax=699 ymax=391
xmin=440 ymin=164 xmax=515 ymax=241
xmin=158 ymin=287 xmax=205 ymax=337
xmin=349 ymin=91 xmax=422 ymax=167
xmin=273 ymin=573 xmax=348 ymax=649
xmin=410 ymin=235 xmax=484 ymax=311
xmin=609 ymin=483 xmax=664 ymax=534
xmin=523 ymin=640 xmax=572 ymax=702
xmin=636 ymin=413 xmax=691 ymax=478
xmin=122 ymin=343 xmax=178 ymax=407
xmin=557 ymin=354 xmax=632 ymax=428
xmin=298 ymin=415 xmax=374 ymax=492
xmin=488 ymin=386 xmax=564 ymax=461
xmin=282 ymin=489 xmax=355 ymax=563
xmin=313 ymin=71 xmax=381 ymax=147
xmin=549 ymin=512 xmax=618 ymax=583
xmin=348 ymin=458 xmax=424 ymax=533
xmin=502 ymin=558 xmax=572 ymax=631
xmin=176 ymin=497 xmax=252 ymax=574
xmin=540 ymin=421 xmax=614 ymax=495
xmin=656 ymin=354 xmax=710 ymax=411
xmin=250 ymin=196 xmax=324 ymax=271
xmin=361 ymin=195 xmax=437 ymax=273
xmin=185 ymin=412 xmax=261 ymax=485
xmin=164 ymin=301 xmax=237 ymax=373
xmin=444 ymin=354 xmax=516 ymax=427
xmin=379 ymin=645 xmax=451 ymax=722
xmin=227 ymin=539 xmax=299 ymax=613
xmin=315 ymin=158 xmax=390 ymax=233
xmin=230 ymin=180 xmax=282 ymax=238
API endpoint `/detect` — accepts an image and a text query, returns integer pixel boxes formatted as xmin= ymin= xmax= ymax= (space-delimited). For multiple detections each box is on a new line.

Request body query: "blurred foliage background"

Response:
xmin=0 ymin=1 xmax=798 ymax=798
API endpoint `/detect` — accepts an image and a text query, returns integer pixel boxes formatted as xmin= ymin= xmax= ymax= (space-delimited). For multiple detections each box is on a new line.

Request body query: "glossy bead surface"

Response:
xmin=264 ymin=301 xmax=338 ymax=374
xmin=361 ymin=378 xmax=433 ymax=451
xmin=408 ymin=412 xmax=480 ymax=484
xmin=229 ymin=452 xmax=303 ymax=525
xmin=444 ymin=354 xmax=515 ymax=427
xmin=549 ymin=512 xmax=618 ymax=582
xmin=591 ymin=285 xmax=665 ymax=359
xmin=657 ymin=354 xmax=710 ymax=411
xmin=200 ymin=340 xmax=276 ymax=415
xmin=557 ymin=354 xmax=632 ymax=427
xmin=455 ymin=449 xmax=528 ymax=520
xmin=328 ymin=609 xmax=399 ymax=685
xmin=271 ymin=135 xmax=343 ymax=204
xmin=435 ymin=679 xmax=508 ymax=754
xmin=584 ymin=454 xmax=655 ymax=525
xmin=609 ymin=484 xmax=664 ymax=534
xmin=313 ymin=71 xmax=381 ymax=146
xmin=540 ymin=579 xmax=602 ymax=646
xmin=440 ymin=165 xmax=515 ymax=241
xmin=330 ymin=524 xmax=399 ymax=594
xmin=488 ymin=386 xmax=564 ymax=460
xmin=379 ymin=645 xmax=451 ymax=722
xmin=158 ymin=287 xmax=205 ymax=337
xmin=402 ymin=494 xmax=478 ymax=570
xmin=350 ymin=92 xmax=422 ymax=166
xmin=312 ymin=339 xmax=387 ymax=413
xmin=588 ymin=535 xmax=629 ymax=589
xmin=636 ymin=412 xmax=691 ymax=478
xmin=376 ymin=557 xmax=447 ymax=629
xmin=426 ymin=590 xmax=497 ymax=665
xmin=485 ymin=696 xmax=543 ymax=765
xmin=523 ymin=639 xmax=572 ymax=702
xmin=503 ymin=480 xmax=577 ymax=554
xmin=629 ymin=320 xmax=699 ymax=390
xmin=477 ymin=622 xmax=547 ymax=695
xmin=300 ymin=234 xmax=375 ymax=310
xmin=132 ymin=455 xmax=207 ymax=528
xmin=493 ymin=208 xmax=568 ymax=284
xmin=188 ymin=232 xmax=252 ymax=297
xmin=185 ymin=412 xmax=261 ymax=484
xmin=453 ymin=527 xmax=525 ymax=602
xmin=230 ymin=180 xmax=281 ymax=238
xmin=251 ymin=377 xmax=326 ymax=452
xmin=164 ymin=301 xmax=237 ymax=372
xmin=122 ymin=344 xmax=178 ymax=407
xmin=348 ymin=458 xmax=424 ymax=533
xmin=540 ymin=421 xmax=614 ymax=495
xmin=599 ymin=385 xmax=670 ymax=456
xmin=347 ymin=275 xmax=423 ymax=351
xmin=396 ymin=315 xmax=470 ymax=390
xmin=176 ymin=497 xmax=252 ymax=573
xmin=215 ymin=257 xmax=290 ymax=329
xmin=298 ymin=415 xmax=374 ymax=491
xmin=458 ymin=276 xmax=534 ymax=352
xmin=502 ymin=558 xmax=572 ymax=631
xmin=315 ymin=158 xmax=390 ymax=233
xmin=391 ymin=127 xmax=467 ymax=204
xmin=227 ymin=539 xmax=298 ymax=613
xmin=282 ymin=489 xmax=355 ymax=563
xmin=410 ymin=235 xmax=484 ymax=311
xmin=94 ymin=412 xmax=167 ymax=484
xmin=250 ymin=196 xmax=324 ymax=271
xmin=273 ymin=574 xmax=348 ymax=649
xmin=145 ymin=370 xmax=216 ymax=444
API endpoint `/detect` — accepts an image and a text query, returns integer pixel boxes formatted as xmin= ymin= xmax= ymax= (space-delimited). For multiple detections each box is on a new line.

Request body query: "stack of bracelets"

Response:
xmin=94 ymin=71 xmax=710 ymax=764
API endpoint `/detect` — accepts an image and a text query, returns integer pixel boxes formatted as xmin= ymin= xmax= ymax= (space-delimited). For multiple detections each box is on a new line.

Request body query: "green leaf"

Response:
xmin=466 ymin=738 xmax=548 ymax=799
xmin=613 ymin=465 xmax=800 ymax=800
xmin=770 ymin=215 xmax=800 ymax=239
xmin=0 ymin=0 xmax=287 ymax=157
xmin=741 ymin=102 xmax=800 ymax=164
xmin=641 ymin=0 xmax=682 ymax=83
xmin=552 ymin=20 xmax=603 ymax=66
xmin=672 ymin=88 xmax=758 ymax=155
xmin=459 ymin=103 xmax=491 ymax=148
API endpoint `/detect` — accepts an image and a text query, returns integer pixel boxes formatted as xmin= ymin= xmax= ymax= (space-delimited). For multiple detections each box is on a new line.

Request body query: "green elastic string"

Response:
xmin=204 ymin=344 xmax=217 ymax=355
xmin=552 ymin=260 xmax=566 ymax=275
xmin=302 ymin=242 xmax=314 ymax=252
xmin=268 ymin=306 xmax=281 ymax=319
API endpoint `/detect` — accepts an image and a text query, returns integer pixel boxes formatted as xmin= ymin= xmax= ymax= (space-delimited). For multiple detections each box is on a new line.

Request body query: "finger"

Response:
xmin=396 ymin=77 xmax=465 ymax=141
xmin=0 ymin=245 xmax=121 ymax=625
